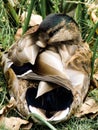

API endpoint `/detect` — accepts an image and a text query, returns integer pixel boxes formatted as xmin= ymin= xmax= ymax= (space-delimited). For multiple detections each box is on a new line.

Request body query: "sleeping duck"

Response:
xmin=1 ymin=13 xmax=92 ymax=123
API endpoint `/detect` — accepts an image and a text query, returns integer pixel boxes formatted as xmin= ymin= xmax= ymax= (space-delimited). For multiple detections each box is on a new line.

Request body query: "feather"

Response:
xmin=21 ymin=72 xmax=73 ymax=91
xmin=36 ymin=81 xmax=57 ymax=98
xmin=34 ymin=50 xmax=69 ymax=79
xmin=8 ymin=34 xmax=39 ymax=66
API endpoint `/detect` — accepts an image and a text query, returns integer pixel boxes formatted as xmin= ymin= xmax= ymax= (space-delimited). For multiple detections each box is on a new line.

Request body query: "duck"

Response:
xmin=1 ymin=13 xmax=92 ymax=123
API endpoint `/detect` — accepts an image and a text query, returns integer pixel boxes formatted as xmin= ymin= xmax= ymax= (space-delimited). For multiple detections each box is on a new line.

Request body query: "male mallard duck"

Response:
xmin=1 ymin=13 xmax=92 ymax=123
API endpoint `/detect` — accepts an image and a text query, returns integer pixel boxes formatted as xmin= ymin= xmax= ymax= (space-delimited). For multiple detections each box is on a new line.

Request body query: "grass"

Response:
xmin=0 ymin=67 xmax=8 ymax=109
xmin=30 ymin=116 xmax=98 ymax=130
xmin=0 ymin=0 xmax=98 ymax=130
xmin=0 ymin=124 xmax=9 ymax=130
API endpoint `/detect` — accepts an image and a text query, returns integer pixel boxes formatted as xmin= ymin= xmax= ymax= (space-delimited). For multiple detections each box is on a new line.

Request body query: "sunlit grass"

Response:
xmin=0 ymin=0 xmax=15 ymax=49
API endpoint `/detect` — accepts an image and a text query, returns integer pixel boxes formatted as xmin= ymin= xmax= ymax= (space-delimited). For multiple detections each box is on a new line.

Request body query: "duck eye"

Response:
xmin=49 ymin=32 xmax=54 ymax=37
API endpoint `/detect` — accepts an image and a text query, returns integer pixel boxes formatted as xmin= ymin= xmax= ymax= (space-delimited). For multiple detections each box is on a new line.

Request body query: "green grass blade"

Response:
xmin=52 ymin=0 xmax=60 ymax=13
xmin=28 ymin=113 xmax=57 ymax=130
xmin=91 ymin=37 xmax=98 ymax=79
xmin=40 ymin=0 xmax=46 ymax=19
xmin=74 ymin=3 xmax=82 ymax=24
xmin=63 ymin=1 xmax=77 ymax=13
xmin=21 ymin=0 xmax=27 ymax=5
xmin=22 ymin=0 xmax=35 ymax=35
xmin=6 ymin=2 xmax=19 ymax=26
xmin=86 ymin=22 xmax=98 ymax=43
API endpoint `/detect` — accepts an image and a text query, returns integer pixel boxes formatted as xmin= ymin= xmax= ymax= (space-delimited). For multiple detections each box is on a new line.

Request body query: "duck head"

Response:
xmin=36 ymin=13 xmax=82 ymax=47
